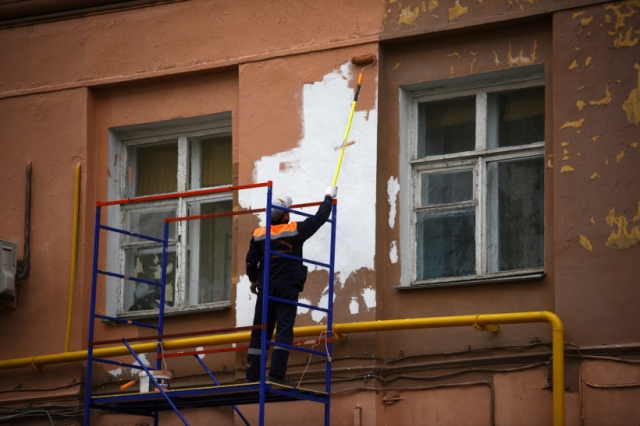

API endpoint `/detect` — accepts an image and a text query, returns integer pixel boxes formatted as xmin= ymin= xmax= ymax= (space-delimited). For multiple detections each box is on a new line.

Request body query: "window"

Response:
xmin=404 ymin=74 xmax=545 ymax=287
xmin=111 ymin=114 xmax=233 ymax=316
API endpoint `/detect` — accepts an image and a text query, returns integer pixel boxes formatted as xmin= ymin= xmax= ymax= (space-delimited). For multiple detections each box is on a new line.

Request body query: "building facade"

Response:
xmin=0 ymin=0 xmax=639 ymax=424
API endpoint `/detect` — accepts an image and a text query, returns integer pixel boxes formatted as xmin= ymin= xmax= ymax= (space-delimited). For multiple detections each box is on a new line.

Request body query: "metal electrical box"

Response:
xmin=0 ymin=239 xmax=18 ymax=298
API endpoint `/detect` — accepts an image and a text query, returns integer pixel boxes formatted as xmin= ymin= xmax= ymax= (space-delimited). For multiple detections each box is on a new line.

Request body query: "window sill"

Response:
xmin=396 ymin=269 xmax=545 ymax=290
xmin=104 ymin=300 xmax=231 ymax=323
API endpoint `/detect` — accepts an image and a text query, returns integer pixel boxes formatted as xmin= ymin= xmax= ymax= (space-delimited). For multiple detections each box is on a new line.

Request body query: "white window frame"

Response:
xmin=399 ymin=68 xmax=546 ymax=288
xmin=106 ymin=113 xmax=233 ymax=318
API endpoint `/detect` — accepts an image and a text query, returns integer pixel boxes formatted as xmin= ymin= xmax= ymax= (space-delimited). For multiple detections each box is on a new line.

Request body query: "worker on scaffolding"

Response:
xmin=245 ymin=186 xmax=337 ymax=385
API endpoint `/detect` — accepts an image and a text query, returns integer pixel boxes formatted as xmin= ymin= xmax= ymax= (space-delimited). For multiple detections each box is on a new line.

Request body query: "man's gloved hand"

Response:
xmin=250 ymin=282 xmax=259 ymax=294
xmin=326 ymin=186 xmax=338 ymax=199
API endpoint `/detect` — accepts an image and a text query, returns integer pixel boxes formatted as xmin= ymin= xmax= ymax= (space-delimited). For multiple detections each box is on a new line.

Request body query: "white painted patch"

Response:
xmin=362 ymin=287 xmax=376 ymax=311
xmin=389 ymin=241 xmax=398 ymax=264
xmin=387 ymin=176 xmax=399 ymax=229
xmin=196 ymin=346 xmax=205 ymax=359
xmin=108 ymin=367 xmax=123 ymax=377
xmin=236 ymin=275 xmax=257 ymax=327
xmin=238 ymin=61 xmax=377 ymax=296
xmin=297 ymin=297 xmax=311 ymax=315
xmin=311 ymin=293 xmax=329 ymax=323
xmin=349 ymin=297 xmax=359 ymax=315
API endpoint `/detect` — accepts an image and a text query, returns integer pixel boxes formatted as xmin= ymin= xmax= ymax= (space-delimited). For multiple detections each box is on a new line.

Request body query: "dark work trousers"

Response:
xmin=246 ymin=284 xmax=299 ymax=381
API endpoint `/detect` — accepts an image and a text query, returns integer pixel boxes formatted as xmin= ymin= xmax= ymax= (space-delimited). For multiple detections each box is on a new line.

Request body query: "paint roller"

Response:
xmin=331 ymin=54 xmax=377 ymax=187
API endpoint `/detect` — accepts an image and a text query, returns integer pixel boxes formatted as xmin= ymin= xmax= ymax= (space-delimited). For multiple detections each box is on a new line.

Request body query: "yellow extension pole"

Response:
xmin=332 ymin=71 xmax=364 ymax=186
xmin=0 ymin=311 xmax=564 ymax=425
xmin=64 ymin=163 xmax=81 ymax=352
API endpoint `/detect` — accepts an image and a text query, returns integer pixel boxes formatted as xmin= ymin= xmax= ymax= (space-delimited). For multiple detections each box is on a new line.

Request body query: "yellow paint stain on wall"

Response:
xmin=590 ymin=217 xmax=596 ymax=225
xmin=563 ymin=148 xmax=569 ymax=155
xmin=590 ymin=172 xmax=599 ymax=179
xmin=605 ymin=207 xmax=640 ymax=249
xmin=579 ymin=235 xmax=593 ymax=251
xmin=429 ymin=0 xmax=439 ymax=12
xmin=572 ymin=10 xmax=586 ymax=19
xmin=422 ymin=2 xmax=427 ymax=12
xmin=561 ymin=118 xmax=585 ymax=129
xmin=631 ymin=142 xmax=638 ymax=148
xmin=508 ymin=40 xmax=537 ymax=67
xmin=561 ymin=141 xmax=570 ymax=147
xmin=581 ymin=16 xmax=594 ymax=25
xmin=562 ymin=156 xmax=569 ymax=160
xmin=398 ymin=7 xmax=420 ymax=25
xmin=592 ymin=135 xmax=600 ymax=142
xmin=586 ymin=57 xmax=592 ymax=66
xmin=577 ymin=100 xmax=586 ymax=110
xmin=616 ymin=150 xmax=626 ymax=161
xmin=568 ymin=59 xmax=579 ymax=70
xmin=590 ymin=84 xmax=612 ymax=105
xmin=614 ymin=27 xmax=640 ymax=48
xmin=622 ymin=64 xmax=640 ymax=124
xmin=604 ymin=13 xmax=611 ymax=23
xmin=561 ymin=165 xmax=575 ymax=172
xmin=448 ymin=1 xmax=468 ymax=21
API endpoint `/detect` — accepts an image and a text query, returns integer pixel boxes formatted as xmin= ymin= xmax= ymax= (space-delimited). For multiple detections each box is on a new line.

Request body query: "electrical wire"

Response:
xmin=0 ymin=409 xmax=55 ymax=425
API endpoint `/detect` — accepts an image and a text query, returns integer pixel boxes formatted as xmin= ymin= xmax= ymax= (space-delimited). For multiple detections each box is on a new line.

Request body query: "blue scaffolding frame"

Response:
xmin=84 ymin=182 xmax=337 ymax=425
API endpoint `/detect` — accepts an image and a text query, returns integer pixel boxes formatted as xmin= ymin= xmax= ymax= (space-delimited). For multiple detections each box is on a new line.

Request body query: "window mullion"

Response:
xmin=476 ymin=158 xmax=486 ymax=276
xmin=476 ymin=92 xmax=487 ymax=152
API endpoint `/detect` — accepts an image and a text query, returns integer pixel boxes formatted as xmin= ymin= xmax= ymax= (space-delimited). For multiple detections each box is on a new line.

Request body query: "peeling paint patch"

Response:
xmin=631 ymin=142 xmax=638 ymax=148
xmin=605 ymin=207 xmax=640 ymax=249
xmin=605 ymin=1 xmax=640 ymax=48
xmin=572 ymin=10 xmax=586 ymax=19
xmin=390 ymin=241 xmax=398 ymax=263
xmin=590 ymin=84 xmax=612 ymax=105
xmin=507 ymin=40 xmax=537 ymax=67
xmin=387 ymin=176 xmax=400 ymax=229
xmin=569 ymin=60 xmax=578 ymax=70
xmin=586 ymin=56 xmax=592 ymax=66
xmin=590 ymin=217 xmax=596 ymax=225
xmin=577 ymin=100 xmax=586 ymax=110
xmin=634 ymin=202 xmax=640 ymax=222
xmin=398 ymin=7 xmax=420 ymax=25
xmin=493 ymin=51 xmax=500 ymax=66
xmin=580 ymin=235 xmax=593 ymax=251
xmin=448 ymin=1 xmax=468 ymax=20
xmin=349 ymin=297 xmax=359 ymax=315
xmin=362 ymin=287 xmax=376 ymax=311
xmin=592 ymin=135 xmax=600 ymax=142
xmin=393 ymin=62 xmax=401 ymax=70
xmin=622 ymin=64 xmax=640 ymax=124
xmin=561 ymin=118 xmax=585 ymax=129
xmin=581 ymin=16 xmax=594 ymax=25
xmin=616 ymin=150 xmax=626 ymax=162
xmin=429 ymin=0 xmax=439 ymax=12
xmin=590 ymin=172 xmax=599 ymax=179
xmin=561 ymin=165 xmax=575 ymax=173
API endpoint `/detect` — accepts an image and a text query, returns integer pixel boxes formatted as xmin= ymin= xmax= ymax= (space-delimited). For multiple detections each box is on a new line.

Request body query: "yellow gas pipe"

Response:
xmin=0 ymin=311 xmax=564 ymax=426
xmin=64 ymin=163 xmax=81 ymax=353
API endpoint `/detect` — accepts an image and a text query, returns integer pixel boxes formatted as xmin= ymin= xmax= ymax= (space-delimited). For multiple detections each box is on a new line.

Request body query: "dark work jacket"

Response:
xmin=246 ymin=195 xmax=333 ymax=292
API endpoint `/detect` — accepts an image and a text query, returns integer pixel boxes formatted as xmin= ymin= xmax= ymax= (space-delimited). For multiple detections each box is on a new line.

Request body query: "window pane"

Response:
xmin=421 ymin=170 xmax=473 ymax=206
xmin=487 ymin=156 xmax=544 ymax=272
xmin=201 ymin=135 xmax=232 ymax=187
xmin=187 ymin=200 xmax=232 ymax=305
xmin=127 ymin=208 xmax=176 ymax=241
xmin=130 ymin=142 xmax=178 ymax=196
xmin=487 ymin=86 xmax=545 ymax=148
xmin=416 ymin=209 xmax=475 ymax=280
xmin=124 ymin=248 xmax=176 ymax=312
xmin=418 ymin=97 xmax=475 ymax=158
